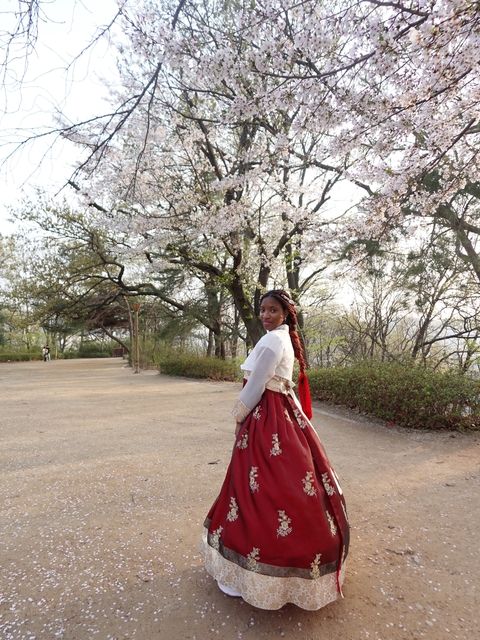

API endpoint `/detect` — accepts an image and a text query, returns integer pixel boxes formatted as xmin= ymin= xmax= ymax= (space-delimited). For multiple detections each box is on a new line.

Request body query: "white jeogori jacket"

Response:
xmin=232 ymin=324 xmax=295 ymax=422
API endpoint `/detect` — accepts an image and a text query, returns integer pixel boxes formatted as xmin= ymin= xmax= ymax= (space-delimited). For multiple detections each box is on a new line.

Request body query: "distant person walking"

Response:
xmin=201 ymin=289 xmax=349 ymax=610
xmin=42 ymin=345 xmax=51 ymax=362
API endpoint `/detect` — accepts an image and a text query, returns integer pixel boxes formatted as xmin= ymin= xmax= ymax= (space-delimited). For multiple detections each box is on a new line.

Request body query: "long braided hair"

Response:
xmin=260 ymin=289 xmax=313 ymax=418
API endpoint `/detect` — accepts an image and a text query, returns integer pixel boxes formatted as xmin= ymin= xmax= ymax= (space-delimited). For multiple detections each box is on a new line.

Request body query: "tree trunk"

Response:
xmin=207 ymin=329 xmax=214 ymax=357
xmin=230 ymin=306 xmax=241 ymax=358
xmin=123 ymin=296 xmax=134 ymax=365
xmin=229 ymin=273 xmax=264 ymax=345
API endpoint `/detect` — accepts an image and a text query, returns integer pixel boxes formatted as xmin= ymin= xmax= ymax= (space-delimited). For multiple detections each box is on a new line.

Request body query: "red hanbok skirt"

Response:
xmin=201 ymin=385 xmax=350 ymax=610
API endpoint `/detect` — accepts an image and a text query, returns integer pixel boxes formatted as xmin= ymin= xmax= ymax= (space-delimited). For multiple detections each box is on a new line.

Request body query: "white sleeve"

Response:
xmin=232 ymin=343 xmax=282 ymax=422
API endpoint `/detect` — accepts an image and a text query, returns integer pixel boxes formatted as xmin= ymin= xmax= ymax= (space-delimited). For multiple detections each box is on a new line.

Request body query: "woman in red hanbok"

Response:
xmin=201 ymin=290 xmax=349 ymax=610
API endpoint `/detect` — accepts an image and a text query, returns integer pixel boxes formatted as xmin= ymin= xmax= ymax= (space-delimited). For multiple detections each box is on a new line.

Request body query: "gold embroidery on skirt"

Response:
xmin=322 ymin=472 xmax=336 ymax=496
xmin=227 ymin=497 xmax=239 ymax=522
xmin=246 ymin=547 xmax=260 ymax=572
xmin=211 ymin=526 xmax=223 ymax=550
xmin=277 ymin=510 xmax=292 ymax=537
xmin=253 ymin=405 xmax=262 ymax=420
xmin=236 ymin=432 xmax=248 ymax=449
xmin=270 ymin=433 xmax=282 ymax=456
xmin=302 ymin=471 xmax=317 ymax=496
xmin=249 ymin=466 xmax=259 ymax=493
xmin=292 ymin=407 xmax=308 ymax=429
xmin=284 ymin=408 xmax=293 ymax=423
xmin=326 ymin=511 xmax=337 ymax=536
xmin=310 ymin=553 xmax=323 ymax=579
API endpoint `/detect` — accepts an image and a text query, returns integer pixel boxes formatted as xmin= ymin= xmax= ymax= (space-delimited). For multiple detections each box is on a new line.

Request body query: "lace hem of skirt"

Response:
xmin=201 ymin=529 xmax=344 ymax=611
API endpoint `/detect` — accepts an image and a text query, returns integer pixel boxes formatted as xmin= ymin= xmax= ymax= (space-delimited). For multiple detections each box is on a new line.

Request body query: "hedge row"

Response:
xmin=0 ymin=351 xmax=42 ymax=362
xmin=63 ymin=350 xmax=112 ymax=359
xmin=158 ymin=352 xmax=480 ymax=430
xmin=307 ymin=362 xmax=480 ymax=430
xmin=158 ymin=352 xmax=240 ymax=381
xmin=0 ymin=349 xmax=113 ymax=362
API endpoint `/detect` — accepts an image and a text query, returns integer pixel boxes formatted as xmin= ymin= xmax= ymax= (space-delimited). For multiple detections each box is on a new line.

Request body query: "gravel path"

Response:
xmin=0 ymin=358 xmax=478 ymax=640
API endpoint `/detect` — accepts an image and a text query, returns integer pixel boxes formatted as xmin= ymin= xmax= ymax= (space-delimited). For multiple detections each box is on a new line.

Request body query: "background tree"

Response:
xmin=2 ymin=0 xmax=479 ymax=365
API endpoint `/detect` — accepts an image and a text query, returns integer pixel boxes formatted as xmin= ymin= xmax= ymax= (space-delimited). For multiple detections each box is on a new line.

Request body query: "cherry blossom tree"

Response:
xmin=189 ymin=0 xmax=480 ymax=272
xmin=5 ymin=0 xmax=479 ymax=348
xmin=62 ymin=0 xmax=368 ymax=345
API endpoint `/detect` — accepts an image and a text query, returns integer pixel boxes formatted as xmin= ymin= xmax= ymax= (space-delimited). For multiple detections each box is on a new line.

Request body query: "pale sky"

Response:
xmin=0 ymin=0 xmax=120 ymax=234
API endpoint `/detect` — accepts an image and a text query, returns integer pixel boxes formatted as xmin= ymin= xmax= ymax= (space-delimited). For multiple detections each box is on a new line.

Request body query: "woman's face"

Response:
xmin=260 ymin=296 xmax=286 ymax=331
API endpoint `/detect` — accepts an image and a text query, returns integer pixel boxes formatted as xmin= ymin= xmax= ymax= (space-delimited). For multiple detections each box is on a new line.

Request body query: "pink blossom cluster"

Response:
xmin=69 ymin=0 xmax=478 ymax=281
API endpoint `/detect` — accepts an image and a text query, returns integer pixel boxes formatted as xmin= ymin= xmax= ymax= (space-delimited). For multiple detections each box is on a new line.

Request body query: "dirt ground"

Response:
xmin=0 ymin=358 xmax=478 ymax=640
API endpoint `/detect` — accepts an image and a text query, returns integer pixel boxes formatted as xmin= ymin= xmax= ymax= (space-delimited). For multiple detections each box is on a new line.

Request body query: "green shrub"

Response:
xmin=0 ymin=351 xmax=42 ymax=362
xmin=308 ymin=362 xmax=480 ymax=430
xmin=77 ymin=350 xmax=111 ymax=358
xmin=158 ymin=351 xmax=241 ymax=381
xmin=59 ymin=350 xmax=78 ymax=359
xmin=77 ymin=341 xmax=112 ymax=358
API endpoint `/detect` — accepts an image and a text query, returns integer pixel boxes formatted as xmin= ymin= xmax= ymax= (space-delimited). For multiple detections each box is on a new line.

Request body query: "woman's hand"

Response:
xmin=235 ymin=421 xmax=242 ymax=437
